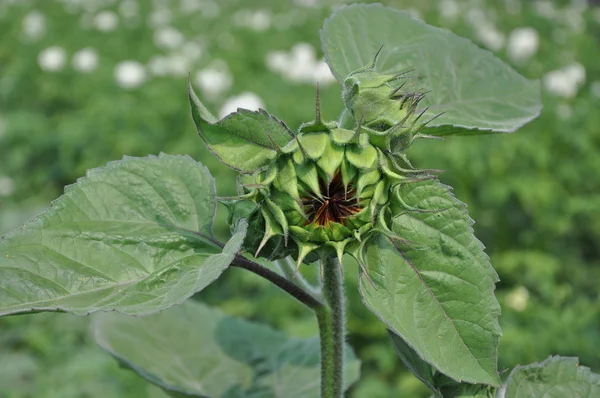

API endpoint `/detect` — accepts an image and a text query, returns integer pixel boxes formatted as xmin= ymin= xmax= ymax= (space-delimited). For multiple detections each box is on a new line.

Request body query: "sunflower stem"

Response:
xmin=275 ymin=257 xmax=322 ymax=298
xmin=230 ymin=255 xmax=323 ymax=311
xmin=316 ymin=256 xmax=345 ymax=398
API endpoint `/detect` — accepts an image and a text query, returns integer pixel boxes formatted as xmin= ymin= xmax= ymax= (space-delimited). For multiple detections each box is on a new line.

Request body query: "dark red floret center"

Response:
xmin=302 ymin=171 xmax=361 ymax=226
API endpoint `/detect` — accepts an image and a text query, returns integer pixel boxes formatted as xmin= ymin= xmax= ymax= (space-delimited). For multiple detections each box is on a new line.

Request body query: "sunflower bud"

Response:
xmin=189 ymin=75 xmax=435 ymax=270
xmin=341 ymin=48 xmax=432 ymax=153
xmin=224 ymin=104 xmax=426 ymax=269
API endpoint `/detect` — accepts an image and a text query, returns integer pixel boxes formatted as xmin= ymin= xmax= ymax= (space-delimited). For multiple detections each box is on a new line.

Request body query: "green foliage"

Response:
xmin=0 ymin=154 xmax=246 ymax=316
xmin=358 ymin=178 xmax=501 ymax=386
xmin=438 ymin=384 xmax=495 ymax=398
xmin=505 ymin=356 xmax=600 ymax=398
xmin=94 ymin=299 xmax=360 ymax=397
xmin=0 ymin=0 xmax=598 ymax=397
xmin=388 ymin=331 xmax=500 ymax=397
xmin=189 ymin=84 xmax=294 ymax=173
xmin=387 ymin=330 xmax=440 ymax=396
xmin=321 ymin=4 xmax=541 ymax=135
xmin=188 ymin=3 xmax=529 ymax=386
xmin=0 ymin=312 xmax=164 ymax=398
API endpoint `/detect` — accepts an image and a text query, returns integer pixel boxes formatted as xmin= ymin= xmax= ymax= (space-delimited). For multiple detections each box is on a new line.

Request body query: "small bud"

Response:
xmin=342 ymin=49 xmax=428 ymax=153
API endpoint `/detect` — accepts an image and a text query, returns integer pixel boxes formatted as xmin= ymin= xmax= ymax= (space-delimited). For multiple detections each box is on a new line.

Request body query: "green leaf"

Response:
xmin=388 ymin=330 xmax=441 ymax=397
xmin=438 ymin=383 xmax=496 ymax=398
xmin=93 ymin=300 xmax=361 ymax=397
xmin=358 ymin=179 xmax=501 ymax=386
xmin=189 ymin=83 xmax=293 ymax=172
xmin=0 ymin=154 xmax=246 ymax=316
xmin=321 ymin=4 xmax=541 ymax=135
xmin=387 ymin=334 xmax=497 ymax=398
xmin=505 ymin=356 xmax=600 ymax=398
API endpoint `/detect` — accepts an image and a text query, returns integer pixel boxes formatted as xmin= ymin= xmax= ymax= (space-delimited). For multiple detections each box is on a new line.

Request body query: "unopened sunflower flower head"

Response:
xmin=191 ymin=49 xmax=441 ymax=271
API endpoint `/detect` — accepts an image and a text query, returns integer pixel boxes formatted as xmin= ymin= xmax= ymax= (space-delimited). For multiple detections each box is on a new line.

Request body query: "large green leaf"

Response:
xmin=189 ymin=83 xmax=293 ymax=173
xmin=0 ymin=154 xmax=246 ymax=316
xmin=388 ymin=330 xmax=441 ymax=397
xmin=505 ymin=356 xmax=600 ymax=398
xmin=321 ymin=4 xmax=541 ymax=135
xmin=389 ymin=330 xmax=498 ymax=397
xmin=93 ymin=300 xmax=361 ymax=397
xmin=358 ymin=179 xmax=501 ymax=386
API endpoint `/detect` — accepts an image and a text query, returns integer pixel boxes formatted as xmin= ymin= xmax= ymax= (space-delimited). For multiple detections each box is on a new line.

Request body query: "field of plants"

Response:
xmin=0 ymin=0 xmax=599 ymax=397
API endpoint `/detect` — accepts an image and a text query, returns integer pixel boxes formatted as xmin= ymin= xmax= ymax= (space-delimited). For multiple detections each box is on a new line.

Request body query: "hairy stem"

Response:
xmin=316 ymin=257 xmax=345 ymax=398
xmin=185 ymin=228 xmax=323 ymax=310
xmin=231 ymin=255 xmax=323 ymax=311
xmin=275 ymin=257 xmax=322 ymax=299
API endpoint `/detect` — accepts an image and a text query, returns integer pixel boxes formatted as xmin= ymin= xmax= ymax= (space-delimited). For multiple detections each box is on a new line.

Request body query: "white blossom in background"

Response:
xmin=148 ymin=8 xmax=172 ymax=27
xmin=180 ymin=0 xmax=219 ymax=18
xmin=147 ymin=55 xmax=169 ymax=76
xmin=534 ymin=1 xmax=557 ymax=19
xmin=590 ymin=81 xmax=600 ymax=98
xmin=266 ymin=43 xmax=336 ymax=85
xmin=287 ymin=42 xmax=316 ymax=81
xmin=439 ymin=0 xmax=459 ymax=22
xmin=313 ymin=60 xmax=336 ymax=85
xmin=0 ymin=176 xmax=15 ymax=198
xmin=118 ymin=0 xmax=139 ymax=18
xmin=194 ymin=62 xmax=232 ymax=97
xmin=249 ymin=10 xmax=271 ymax=31
xmin=406 ymin=7 xmax=422 ymax=21
xmin=292 ymin=43 xmax=315 ymax=64
xmin=165 ymin=53 xmax=190 ymax=77
xmin=114 ymin=61 xmax=146 ymax=89
xmin=293 ymin=0 xmax=319 ymax=7
xmin=266 ymin=51 xmax=288 ymax=72
xmin=181 ymin=0 xmax=201 ymax=13
xmin=219 ymin=92 xmax=265 ymax=119
xmin=564 ymin=7 xmax=584 ymax=33
xmin=201 ymin=0 xmax=220 ymax=19
xmin=535 ymin=0 xmax=586 ymax=32
xmin=182 ymin=41 xmax=203 ymax=61
xmin=72 ymin=48 xmax=99 ymax=73
xmin=22 ymin=11 xmax=46 ymax=40
xmin=154 ymin=26 xmax=184 ymax=50
xmin=38 ymin=46 xmax=67 ymax=72
xmin=234 ymin=9 xmax=271 ymax=31
xmin=94 ymin=10 xmax=118 ymax=32
xmin=544 ymin=63 xmax=586 ymax=98
xmin=475 ymin=24 xmax=505 ymax=51
xmin=507 ymin=27 xmax=539 ymax=63
xmin=467 ymin=9 xmax=505 ymax=51
xmin=82 ymin=0 xmax=114 ymax=13
xmin=506 ymin=286 xmax=530 ymax=312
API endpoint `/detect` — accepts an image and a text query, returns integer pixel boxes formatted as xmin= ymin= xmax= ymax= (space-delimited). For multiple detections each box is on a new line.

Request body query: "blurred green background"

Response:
xmin=0 ymin=0 xmax=599 ymax=396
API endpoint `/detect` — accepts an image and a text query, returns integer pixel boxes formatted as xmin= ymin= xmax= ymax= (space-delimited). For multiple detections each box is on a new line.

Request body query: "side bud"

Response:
xmin=341 ymin=48 xmax=433 ymax=153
